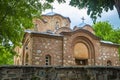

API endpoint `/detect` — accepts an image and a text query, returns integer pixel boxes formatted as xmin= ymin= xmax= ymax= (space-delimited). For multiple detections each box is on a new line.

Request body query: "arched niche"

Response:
xmin=33 ymin=19 xmax=44 ymax=32
xmin=53 ymin=16 xmax=62 ymax=29
xmin=72 ymin=36 xmax=95 ymax=65
xmin=74 ymin=43 xmax=88 ymax=59
xmin=24 ymin=52 xmax=29 ymax=65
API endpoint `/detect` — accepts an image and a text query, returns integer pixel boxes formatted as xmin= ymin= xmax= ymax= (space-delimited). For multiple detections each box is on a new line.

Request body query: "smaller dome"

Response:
xmin=77 ymin=22 xmax=87 ymax=28
xmin=76 ymin=17 xmax=87 ymax=28
xmin=73 ymin=22 xmax=87 ymax=31
xmin=73 ymin=22 xmax=95 ymax=34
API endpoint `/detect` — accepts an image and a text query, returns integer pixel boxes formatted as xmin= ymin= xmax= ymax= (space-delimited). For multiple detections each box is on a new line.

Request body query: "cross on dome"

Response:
xmin=51 ymin=6 xmax=55 ymax=13
xmin=81 ymin=17 xmax=85 ymax=23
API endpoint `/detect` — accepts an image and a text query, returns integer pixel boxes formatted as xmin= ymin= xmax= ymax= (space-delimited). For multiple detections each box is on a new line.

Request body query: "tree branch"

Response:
xmin=114 ymin=0 xmax=120 ymax=18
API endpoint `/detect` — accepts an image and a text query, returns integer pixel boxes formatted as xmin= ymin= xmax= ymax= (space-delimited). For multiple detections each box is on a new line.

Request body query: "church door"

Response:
xmin=74 ymin=43 xmax=89 ymax=66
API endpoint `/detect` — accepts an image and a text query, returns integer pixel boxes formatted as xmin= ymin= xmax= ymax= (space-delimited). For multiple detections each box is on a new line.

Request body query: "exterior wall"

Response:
xmin=63 ymin=35 xmax=75 ymax=66
xmin=97 ymin=44 xmax=120 ymax=66
xmin=14 ymin=30 xmax=120 ymax=66
xmin=31 ymin=34 xmax=63 ymax=66
xmin=61 ymin=30 xmax=100 ymax=66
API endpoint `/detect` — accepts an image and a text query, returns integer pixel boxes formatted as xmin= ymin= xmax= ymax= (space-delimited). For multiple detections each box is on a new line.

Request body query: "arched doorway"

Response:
xmin=73 ymin=36 xmax=95 ymax=66
xmin=74 ymin=43 xmax=88 ymax=65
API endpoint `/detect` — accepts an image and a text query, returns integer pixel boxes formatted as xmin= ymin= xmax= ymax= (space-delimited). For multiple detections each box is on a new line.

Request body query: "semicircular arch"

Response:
xmin=72 ymin=36 xmax=95 ymax=65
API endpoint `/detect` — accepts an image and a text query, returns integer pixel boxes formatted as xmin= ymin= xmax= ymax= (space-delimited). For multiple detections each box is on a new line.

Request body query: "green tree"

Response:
xmin=93 ymin=21 xmax=120 ymax=44
xmin=93 ymin=21 xmax=113 ymax=41
xmin=69 ymin=0 xmax=120 ymax=22
xmin=0 ymin=0 xmax=52 ymax=65
xmin=111 ymin=28 xmax=120 ymax=44
xmin=0 ymin=45 xmax=13 ymax=64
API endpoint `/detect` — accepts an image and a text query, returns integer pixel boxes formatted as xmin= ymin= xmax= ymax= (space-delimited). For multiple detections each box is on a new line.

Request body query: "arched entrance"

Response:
xmin=74 ymin=43 xmax=88 ymax=65
xmin=73 ymin=36 xmax=95 ymax=66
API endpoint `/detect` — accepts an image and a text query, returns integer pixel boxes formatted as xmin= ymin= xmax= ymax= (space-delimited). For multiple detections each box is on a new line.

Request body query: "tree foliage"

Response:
xmin=0 ymin=45 xmax=14 ymax=65
xmin=93 ymin=21 xmax=120 ymax=44
xmin=69 ymin=0 xmax=120 ymax=22
xmin=111 ymin=28 xmax=120 ymax=44
xmin=0 ymin=0 xmax=52 ymax=65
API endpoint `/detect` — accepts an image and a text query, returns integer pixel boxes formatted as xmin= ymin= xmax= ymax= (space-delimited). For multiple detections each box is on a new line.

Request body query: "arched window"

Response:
xmin=55 ymin=21 xmax=59 ymax=30
xmin=107 ymin=60 xmax=112 ymax=66
xmin=45 ymin=55 xmax=51 ymax=65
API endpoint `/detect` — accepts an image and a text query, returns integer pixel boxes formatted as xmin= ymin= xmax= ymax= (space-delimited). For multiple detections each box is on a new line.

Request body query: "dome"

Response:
xmin=77 ymin=22 xmax=87 ymax=28
xmin=76 ymin=17 xmax=87 ymax=28
xmin=73 ymin=22 xmax=87 ymax=30
xmin=73 ymin=22 xmax=94 ymax=34
xmin=44 ymin=12 xmax=67 ymax=18
xmin=42 ymin=12 xmax=71 ymax=23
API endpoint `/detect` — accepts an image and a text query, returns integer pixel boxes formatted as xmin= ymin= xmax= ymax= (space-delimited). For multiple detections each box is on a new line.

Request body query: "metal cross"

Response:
xmin=51 ymin=6 xmax=55 ymax=13
xmin=81 ymin=17 xmax=85 ymax=23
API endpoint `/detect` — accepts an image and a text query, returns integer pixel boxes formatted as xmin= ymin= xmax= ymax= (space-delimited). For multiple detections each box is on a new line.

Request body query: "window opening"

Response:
xmin=45 ymin=55 xmax=51 ymax=65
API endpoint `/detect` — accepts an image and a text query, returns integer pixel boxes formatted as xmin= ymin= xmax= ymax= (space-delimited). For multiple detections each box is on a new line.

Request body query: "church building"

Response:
xmin=14 ymin=12 xmax=120 ymax=66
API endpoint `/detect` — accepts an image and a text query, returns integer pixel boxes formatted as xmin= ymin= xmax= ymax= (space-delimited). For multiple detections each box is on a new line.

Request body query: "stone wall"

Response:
xmin=97 ymin=44 xmax=120 ymax=66
xmin=0 ymin=66 xmax=120 ymax=80
xmin=32 ymin=34 xmax=63 ymax=66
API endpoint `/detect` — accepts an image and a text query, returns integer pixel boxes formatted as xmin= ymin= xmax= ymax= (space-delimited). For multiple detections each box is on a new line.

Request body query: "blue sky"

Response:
xmin=43 ymin=1 xmax=120 ymax=29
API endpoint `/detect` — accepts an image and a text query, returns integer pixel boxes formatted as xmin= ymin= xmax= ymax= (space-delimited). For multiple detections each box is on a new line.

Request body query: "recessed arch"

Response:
xmin=53 ymin=16 xmax=62 ymax=29
xmin=25 ymin=52 xmax=29 ymax=65
xmin=74 ymin=42 xmax=89 ymax=59
xmin=72 ymin=36 xmax=95 ymax=65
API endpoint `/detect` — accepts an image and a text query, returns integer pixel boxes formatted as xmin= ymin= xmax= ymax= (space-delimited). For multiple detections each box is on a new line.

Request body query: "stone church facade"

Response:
xmin=14 ymin=12 xmax=120 ymax=66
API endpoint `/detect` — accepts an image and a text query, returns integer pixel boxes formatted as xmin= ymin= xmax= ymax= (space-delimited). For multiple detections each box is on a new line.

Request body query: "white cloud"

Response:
xmin=43 ymin=1 xmax=120 ymax=28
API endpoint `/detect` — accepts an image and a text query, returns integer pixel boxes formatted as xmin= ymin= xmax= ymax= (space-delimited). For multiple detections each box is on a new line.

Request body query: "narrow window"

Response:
xmin=45 ymin=55 xmax=51 ymax=65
